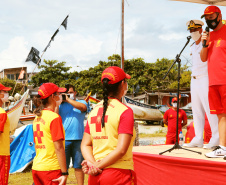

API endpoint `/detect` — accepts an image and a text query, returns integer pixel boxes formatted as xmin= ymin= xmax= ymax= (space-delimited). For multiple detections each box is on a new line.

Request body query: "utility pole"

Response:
xmin=121 ymin=0 xmax=124 ymax=70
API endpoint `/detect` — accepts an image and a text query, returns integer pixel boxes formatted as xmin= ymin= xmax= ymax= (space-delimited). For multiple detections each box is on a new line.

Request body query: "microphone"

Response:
xmin=203 ymin=26 xmax=209 ymax=47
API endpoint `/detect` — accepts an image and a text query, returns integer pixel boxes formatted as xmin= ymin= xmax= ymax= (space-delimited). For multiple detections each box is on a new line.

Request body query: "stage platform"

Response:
xmin=133 ymin=145 xmax=226 ymax=185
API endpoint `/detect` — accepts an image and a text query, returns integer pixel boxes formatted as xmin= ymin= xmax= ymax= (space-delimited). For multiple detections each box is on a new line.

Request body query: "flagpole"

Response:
xmin=11 ymin=66 xmax=24 ymax=95
xmin=22 ymin=14 xmax=69 ymax=93
xmin=121 ymin=0 xmax=124 ymax=70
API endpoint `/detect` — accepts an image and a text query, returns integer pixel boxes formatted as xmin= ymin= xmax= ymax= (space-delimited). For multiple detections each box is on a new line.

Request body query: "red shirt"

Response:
xmin=208 ymin=25 xmax=226 ymax=86
xmin=164 ymin=108 xmax=187 ymax=134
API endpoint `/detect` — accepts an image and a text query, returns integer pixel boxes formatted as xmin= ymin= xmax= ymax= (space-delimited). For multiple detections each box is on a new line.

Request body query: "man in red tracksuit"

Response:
xmin=163 ymin=97 xmax=187 ymax=144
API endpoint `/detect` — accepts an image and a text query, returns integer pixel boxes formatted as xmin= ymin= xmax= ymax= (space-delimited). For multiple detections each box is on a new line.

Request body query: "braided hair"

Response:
xmin=33 ymin=95 xmax=49 ymax=116
xmin=101 ymin=78 xmax=122 ymax=128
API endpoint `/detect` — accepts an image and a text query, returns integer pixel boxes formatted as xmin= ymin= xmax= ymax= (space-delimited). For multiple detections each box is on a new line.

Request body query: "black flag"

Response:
xmin=25 ymin=47 xmax=40 ymax=65
xmin=61 ymin=15 xmax=69 ymax=30
xmin=51 ymin=29 xmax=59 ymax=41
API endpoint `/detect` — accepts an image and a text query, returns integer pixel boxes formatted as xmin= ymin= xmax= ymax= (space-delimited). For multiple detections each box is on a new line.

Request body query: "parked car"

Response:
xmin=158 ymin=105 xmax=170 ymax=114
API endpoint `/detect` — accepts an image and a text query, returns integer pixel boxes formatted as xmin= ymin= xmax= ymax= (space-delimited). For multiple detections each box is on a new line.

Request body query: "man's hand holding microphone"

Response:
xmin=202 ymin=27 xmax=210 ymax=48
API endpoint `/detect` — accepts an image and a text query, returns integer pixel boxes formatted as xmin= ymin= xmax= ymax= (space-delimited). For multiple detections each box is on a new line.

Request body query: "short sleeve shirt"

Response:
xmin=59 ymin=100 xmax=87 ymax=140
xmin=164 ymin=108 xmax=187 ymax=134
xmin=32 ymin=109 xmax=65 ymax=171
xmin=208 ymin=25 xmax=226 ymax=86
xmin=85 ymin=98 xmax=135 ymax=170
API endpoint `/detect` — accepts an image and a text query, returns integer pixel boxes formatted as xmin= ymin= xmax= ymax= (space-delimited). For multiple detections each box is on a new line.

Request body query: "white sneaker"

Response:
xmin=183 ymin=142 xmax=203 ymax=148
xmin=205 ymin=146 xmax=226 ymax=158
xmin=203 ymin=143 xmax=218 ymax=150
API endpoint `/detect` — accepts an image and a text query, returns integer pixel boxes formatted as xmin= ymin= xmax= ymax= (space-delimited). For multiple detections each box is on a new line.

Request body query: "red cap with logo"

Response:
xmin=0 ymin=84 xmax=11 ymax=91
xmin=201 ymin=5 xmax=221 ymax=18
xmin=101 ymin=66 xmax=131 ymax=84
xmin=172 ymin=97 xmax=178 ymax=103
xmin=38 ymin=83 xmax=66 ymax=99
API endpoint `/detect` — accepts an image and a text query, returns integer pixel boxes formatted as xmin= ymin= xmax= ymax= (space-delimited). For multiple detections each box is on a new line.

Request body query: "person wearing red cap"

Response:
xmin=81 ymin=66 xmax=137 ymax=185
xmin=184 ymin=19 xmax=219 ymax=149
xmin=200 ymin=5 xmax=226 ymax=158
xmin=32 ymin=82 xmax=68 ymax=185
xmin=163 ymin=97 xmax=187 ymax=144
xmin=0 ymin=84 xmax=11 ymax=185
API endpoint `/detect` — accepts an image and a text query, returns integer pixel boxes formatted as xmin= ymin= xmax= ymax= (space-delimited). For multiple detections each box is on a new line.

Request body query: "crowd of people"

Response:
xmin=1 ymin=4 xmax=226 ymax=185
xmin=0 ymin=66 xmax=137 ymax=185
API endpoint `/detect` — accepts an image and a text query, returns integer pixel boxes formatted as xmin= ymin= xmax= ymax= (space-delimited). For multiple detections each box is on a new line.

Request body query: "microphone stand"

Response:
xmin=159 ymin=36 xmax=201 ymax=155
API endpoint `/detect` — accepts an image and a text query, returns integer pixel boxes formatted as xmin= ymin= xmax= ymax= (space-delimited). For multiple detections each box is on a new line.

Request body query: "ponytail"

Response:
xmin=33 ymin=95 xmax=49 ymax=116
xmin=102 ymin=78 xmax=109 ymax=128
xmin=101 ymin=78 xmax=122 ymax=128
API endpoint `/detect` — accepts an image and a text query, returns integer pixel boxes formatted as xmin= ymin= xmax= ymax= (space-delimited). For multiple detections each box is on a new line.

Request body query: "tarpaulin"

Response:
xmin=133 ymin=152 xmax=226 ymax=185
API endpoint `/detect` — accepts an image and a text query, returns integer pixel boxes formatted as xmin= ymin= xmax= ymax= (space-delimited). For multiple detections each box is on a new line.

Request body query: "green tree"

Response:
xmin=124 ymin=57 xmax=191 ymax=93
xmin=0 ymin=78 xmax=24 ymax=95
xmin=69 ymin=59 xmax=121 ymax=96
xmin=29 ymin=56 xmax=191 ymax=98
xmin=30 ymin=60 xmax=71 ymax=87
xmin=70 ymin=55 xmax=191 ymax=97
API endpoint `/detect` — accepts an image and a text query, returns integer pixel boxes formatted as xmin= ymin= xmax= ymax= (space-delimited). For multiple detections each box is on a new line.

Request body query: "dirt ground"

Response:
xmin=138 ymin=119 xmax=193 ymax=145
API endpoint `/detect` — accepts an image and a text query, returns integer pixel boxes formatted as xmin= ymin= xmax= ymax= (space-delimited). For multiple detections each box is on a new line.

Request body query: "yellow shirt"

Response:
xmin=0 ymin=107 xmax=10 ymax=156
xmin=86 ymin=98 xmax=135 ymax=170
xmin=32 ymin=109 xmax=65 ymax=171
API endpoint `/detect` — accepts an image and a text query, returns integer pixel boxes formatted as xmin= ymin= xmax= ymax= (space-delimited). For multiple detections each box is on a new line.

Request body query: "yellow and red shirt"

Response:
xmin=32 ymin=108 xmax=65 ymax=171
xmin=0 ymin=107 xmax=10 ymax=156
xmin=85 ymin=98 xmax=135 ymax=170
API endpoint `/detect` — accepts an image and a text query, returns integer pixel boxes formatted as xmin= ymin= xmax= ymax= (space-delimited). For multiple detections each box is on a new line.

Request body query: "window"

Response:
xmin=7 ymin=74 xmax=14 ymax=80
xmin=16 ymin=73 xmax=19 ymax=80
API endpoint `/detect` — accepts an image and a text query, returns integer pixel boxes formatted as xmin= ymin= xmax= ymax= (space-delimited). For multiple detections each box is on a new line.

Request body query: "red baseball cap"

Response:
xmin=201 ymin=6 xmax=221 ymax=18
xmin=0 ymin=84 xmax=11 ymax=91
xmin=38 ymin=83 xmax=66 ymax=99
xmin=101 ymin=66 xmax=131 ymax=84
xmin=172 ymin=97 xmax=178 ymax=103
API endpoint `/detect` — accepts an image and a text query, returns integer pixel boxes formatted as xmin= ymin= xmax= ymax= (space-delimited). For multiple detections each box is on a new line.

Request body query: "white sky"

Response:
xmin=0 ymin=0 xmax=225 ymax=72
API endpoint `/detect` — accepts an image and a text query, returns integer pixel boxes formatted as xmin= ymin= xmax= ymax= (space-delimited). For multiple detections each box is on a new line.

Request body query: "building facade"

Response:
xmin=0 ymin=67 xmax=27 ymax=83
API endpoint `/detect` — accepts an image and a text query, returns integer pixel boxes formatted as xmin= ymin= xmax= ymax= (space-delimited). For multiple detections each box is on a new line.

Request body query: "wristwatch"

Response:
xmin=203 ymin=45 xmax=209 ymax=48
xmin=62 ymin=171 xmax=69 ymax=176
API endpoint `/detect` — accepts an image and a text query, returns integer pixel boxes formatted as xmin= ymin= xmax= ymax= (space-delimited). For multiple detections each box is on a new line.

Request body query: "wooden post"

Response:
xmin=133 ymin=121 xmax=139 ymax=146
xmin=121 ymin=0 xmax=124 ymax=70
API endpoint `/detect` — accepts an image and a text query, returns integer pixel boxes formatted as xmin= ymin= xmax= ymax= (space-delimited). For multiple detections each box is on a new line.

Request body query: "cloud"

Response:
xmin=0 ymin=37 xmax=29 ymax=68
xmin=0 ymin=0 xmax=218 ymax=74
xmin=158 ymin=32 xmax=187 ymax=41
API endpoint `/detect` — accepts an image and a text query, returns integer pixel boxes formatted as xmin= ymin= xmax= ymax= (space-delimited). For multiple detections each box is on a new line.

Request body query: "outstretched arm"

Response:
xmin=65 ymin=96 xmax=87 ymax=112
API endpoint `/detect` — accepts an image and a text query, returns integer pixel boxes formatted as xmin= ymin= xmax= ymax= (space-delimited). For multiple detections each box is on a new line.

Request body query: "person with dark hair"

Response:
xmin=0 ymin=84 xmax=11 ymax=185
xmin=58 ymin=84 xmax=87 ymax=185
xmin=32 ymin=82 xmax=68 ymax=185
xmin=81 ymin=66 xmax=137 ymax=185
xmin=200 ymin=5 xmax=226 ymax=158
